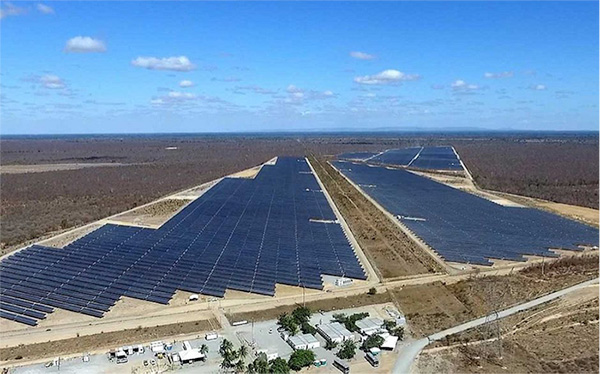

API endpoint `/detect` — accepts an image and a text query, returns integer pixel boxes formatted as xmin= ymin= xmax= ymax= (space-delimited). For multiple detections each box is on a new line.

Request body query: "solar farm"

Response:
xmin=338 ymin=146 xmax=464 ymax=171
xmin=332 ymin=160 xmax=599 ymax=266
xmin=0 ymin=157 xmax=366 ymax=326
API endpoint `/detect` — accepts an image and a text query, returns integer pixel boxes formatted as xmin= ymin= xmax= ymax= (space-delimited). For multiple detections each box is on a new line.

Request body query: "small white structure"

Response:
xmin=178 ymin=349 xmax=205 ymax=364
xmin=189 ymin=294 xmax=199 ymax=301
xmin=205 ymin=332 xmax=218 ymax=341
xmin=381 ymin=335 xmax=399 ymax=350
xmin=179 ymin=340 xmax=205 ymax=364
xmin=287 ymin=333 xmax=321 ymax=350
xmin=334 ymin=278 xmax=353 ymax=287
xmin=150 ymin=341 xmax=165 ymax=354
xmin=317 ymin=322 xmax=354 ymax=344
xmin=257 ymin=349 xmax=279 ymax=361
xmin=355 ymin=317 xmax=384 ymax=336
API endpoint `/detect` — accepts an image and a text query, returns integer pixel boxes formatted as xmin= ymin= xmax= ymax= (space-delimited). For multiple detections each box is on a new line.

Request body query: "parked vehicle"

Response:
xmin=333 ymin=358 xmax=350 ymax=374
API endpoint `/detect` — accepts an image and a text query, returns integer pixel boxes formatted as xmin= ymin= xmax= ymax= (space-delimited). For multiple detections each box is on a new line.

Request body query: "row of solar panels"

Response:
xmin=333 ymin=160 xmax=598 ymax=266
xmin=0 ymin=157 xmax=366 ymax=326
xmin=338 ymin=146 xmax=463 ymax=171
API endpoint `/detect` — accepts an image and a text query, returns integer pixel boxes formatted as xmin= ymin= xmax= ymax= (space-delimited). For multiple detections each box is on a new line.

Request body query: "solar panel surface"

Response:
xmin=333 ymin=160 xmax=598 ymax=266
xmin=0 ymin=157 xmax=365 ymax=325
xmin=339 ymin=146 xmax=463 ymax=171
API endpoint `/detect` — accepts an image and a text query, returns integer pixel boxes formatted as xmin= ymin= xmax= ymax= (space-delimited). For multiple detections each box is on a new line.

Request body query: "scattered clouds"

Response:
xmin=450 ymin=80 xmax=480 ymax=91
xmin=36 ymin=3 xmax=54 ymax=14
xmin=528 ymin=84 xmax=547 ymax=91
xmin=0 ymin=2 xmax=27 ymax=19
xmin=233 ymin=85 xmax=276 ymax=95
xmin=350 ymin=51 xmax=376 ymax=60
xmin=211 ymin=77 xmax=242 ymax=83
xmin=281 ymin=85 xmax=335 ymax=105
xmin=131 ymin=56 xmax=196 ymax=72
xmin=40 ymin=74 xmax=65 ymax=89
xmin=354 ymin=69 xmax=420 ymax=85
xmin=484 ymin=71 xmax=514 ymax=79
xmin=65 ymin=36 xmax=106 ymax=53
xmin=22 ymin=74 xmax=65 ymax=89
xmin=179 ymin=80 xmax=194 ymax=88
xmin=151 ymin=91 xmax=196 ymax=105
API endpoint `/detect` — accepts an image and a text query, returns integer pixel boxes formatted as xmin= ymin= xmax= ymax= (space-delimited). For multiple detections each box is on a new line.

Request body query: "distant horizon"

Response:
xmin=2 ymin=128 xmax=598 ymax=139
xmin=1 ymin=1 xmax=598 ymax=133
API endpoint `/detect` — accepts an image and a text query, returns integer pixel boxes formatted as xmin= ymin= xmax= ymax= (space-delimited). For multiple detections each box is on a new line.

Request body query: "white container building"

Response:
xmin=287 ymin=333 xmax=321 ymax=350
xmin=317 ymin=322 xmax=354 ymax=344
xmin=355 ymin=317 xmax=384 ymax=336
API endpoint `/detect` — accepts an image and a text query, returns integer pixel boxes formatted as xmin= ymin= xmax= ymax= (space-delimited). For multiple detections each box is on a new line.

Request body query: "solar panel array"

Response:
xmin=410 ymin=146 xmax=463 ymax=170
xmin=337 ymin=152 xmax=378 ymax=161
xmin=0 ymin=157 xmax=365 ymax=326
xmin=333 ymin=160 xmax=599 ymax=266
xmin=339 ymin=146 xmax=463 ymax=171
xmin=369 ymin=147 xmax=421 ymax=166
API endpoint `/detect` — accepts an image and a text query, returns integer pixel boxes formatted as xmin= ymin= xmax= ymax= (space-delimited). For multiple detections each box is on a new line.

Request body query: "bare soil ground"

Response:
xmin=309 ymin=156 xmax=442 ymax=278
xmin=0 ymin=163 xmax=125 ymax=174
xmin=109 ymin=199 xmax=189 ymax=228
xmin=37 ymin=223 xmax=105 ymax=249
xmin=0 ymin=318 xmax=219 ymax=363
xmin=391 ymin=254 xmax=599 ymax=337
xmin=415 ymin=285 xmax=599 ymax=373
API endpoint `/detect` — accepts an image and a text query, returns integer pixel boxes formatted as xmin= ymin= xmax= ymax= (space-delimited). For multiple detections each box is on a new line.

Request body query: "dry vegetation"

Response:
xmin=392 ymin=254 xmax=599 ymax=337
xmin=225 ymin=291 xmax=392 ymax=323
xmin=0 ymin=318 xmax=218 ymax=362
xmin=309 ymin=156 xmax=442 ymax=278
xmin=417 ymin=289 xmax=599 ymax=373
xmin=454 ymin=137 xmax=599 ymax=208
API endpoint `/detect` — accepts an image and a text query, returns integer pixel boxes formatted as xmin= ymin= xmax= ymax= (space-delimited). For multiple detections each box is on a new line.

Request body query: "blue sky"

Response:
xmin=1 ymin=1 xmax=598 ymax=134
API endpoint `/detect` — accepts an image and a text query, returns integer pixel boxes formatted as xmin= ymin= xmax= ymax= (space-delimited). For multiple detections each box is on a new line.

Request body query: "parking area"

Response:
xmin=11 ymin=303 xmax=404 ymax=374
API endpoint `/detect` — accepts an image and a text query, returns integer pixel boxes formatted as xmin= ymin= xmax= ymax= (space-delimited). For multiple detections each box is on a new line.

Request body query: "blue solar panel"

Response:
xmin=337 ymin=152 xmax=378 ymax=161
xmin=0 ymin=157 xmax=366 ymax=325
xmin=341 ymin=146 xmax=463 ymax=171
xmin=333 ymin=160 xmax=599 ymax=265
xmin=370 ymin=148 xmax=421 ymax=166
xmin=409 ymin=146 xmax=462 ymax=170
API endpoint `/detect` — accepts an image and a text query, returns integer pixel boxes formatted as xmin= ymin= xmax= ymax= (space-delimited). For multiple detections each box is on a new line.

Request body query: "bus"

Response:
xmin=365 ymin=352 xmax=379 ymax=367
xmin=333 ymin=358 xmax=350 ymax=374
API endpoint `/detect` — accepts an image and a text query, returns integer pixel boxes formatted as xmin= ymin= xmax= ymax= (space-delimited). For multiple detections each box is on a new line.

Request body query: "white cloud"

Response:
xmin=354 ymin=69 xmax=420 ymax=85
xmin=529 ymin=84 xmax=547 ymax=91
xmin=179 ymin=80 xmax=194 ymax=88
xmin=350 ymin=51 xmax=376 ymax=60
xmin=233 ymin=85 xmax=276 ymax=95
xmin=286 ymin=84 xmax=303 ymax=94
xmin=65 ymin=36 xmax=106 ymax=53
xmin=167 ymin=91 xmax=196 ymax=99
xmin=451 ymin=80 xmax=480 ymax=91
xmin=211 ymin=77 xmax=241 ymax=83
xmin=0 ymin=2 xmax=27 ymax=19
xmin=484 ymin=71 xmax=514 ymax=79
xmin=39 ymin=74 xmax=65 ymax=89
xmin=132 ymin=56 xmax=196 ymax=72
xmin=151 ymin=91 xmax=196 ymax=106
xmin=36 ymin=3 xmax=54 ymax=14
